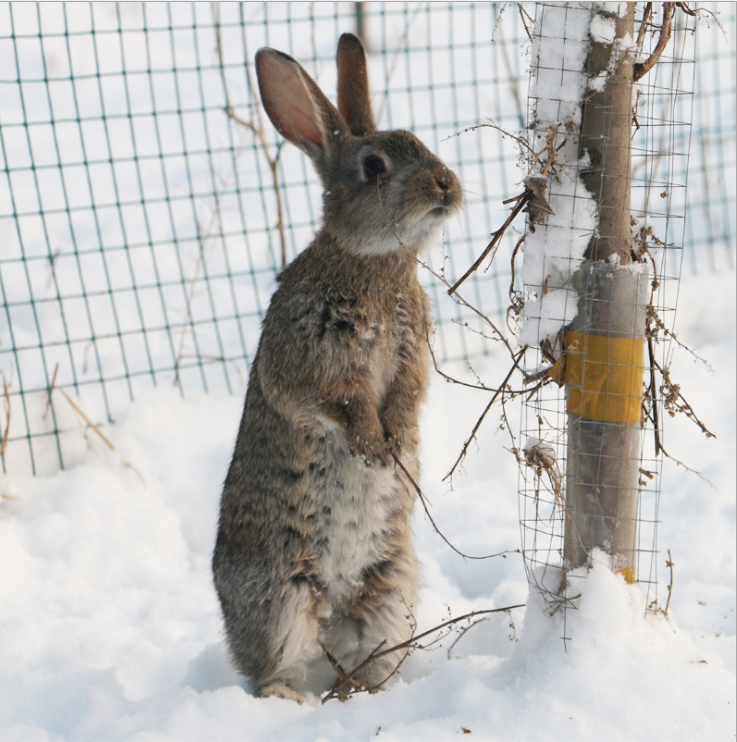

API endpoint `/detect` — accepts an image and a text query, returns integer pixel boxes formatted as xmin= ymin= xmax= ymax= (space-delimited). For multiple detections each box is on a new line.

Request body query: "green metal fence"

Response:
xmin=1 ymin=2 xmax=735 ymax=475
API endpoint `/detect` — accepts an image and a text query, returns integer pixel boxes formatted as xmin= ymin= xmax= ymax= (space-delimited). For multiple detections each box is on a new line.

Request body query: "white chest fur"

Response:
xmin=311 ymin=432 xmax=402 ymax=606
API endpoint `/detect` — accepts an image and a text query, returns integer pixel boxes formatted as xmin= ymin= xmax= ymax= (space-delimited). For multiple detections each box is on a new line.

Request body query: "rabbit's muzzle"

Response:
xmin=421 ymin=165 xmax=463 ymax=219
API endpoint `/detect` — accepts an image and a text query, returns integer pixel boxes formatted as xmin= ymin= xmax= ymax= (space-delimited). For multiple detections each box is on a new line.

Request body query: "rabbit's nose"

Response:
xmin=435 ymin=175 xmax=450 ymax=192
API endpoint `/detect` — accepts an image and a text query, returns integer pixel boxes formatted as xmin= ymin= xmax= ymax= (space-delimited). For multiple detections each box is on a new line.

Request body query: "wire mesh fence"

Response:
xmin=516 ymin=2 xmax=711 ymax=614
xmin=0 ymin=2 xmax=734 ymax=476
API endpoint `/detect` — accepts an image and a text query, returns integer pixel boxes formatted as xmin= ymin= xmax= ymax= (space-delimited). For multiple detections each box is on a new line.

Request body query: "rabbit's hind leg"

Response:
xmin=342 ymin=555 xmax=419 ymax=692
xmin=221 ymin=572 xmax=321 ymax=702
xmin=256 ymin=577 xmax=323 ymax=701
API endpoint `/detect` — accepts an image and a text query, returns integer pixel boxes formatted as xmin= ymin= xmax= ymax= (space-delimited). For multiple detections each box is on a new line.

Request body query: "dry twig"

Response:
xmin=320 ymin=604 xmax=525 ymax=703
xmin=634 ymin=3 xmax=675 ymax=82
xmin=664 ymin=548 xmax=674 ymax=615
xmin=447 ymin=191 xmax=531 ymax=296
xmin=444 ymin=347 xmax=526 ymax=482
xmin=392 ymin=451 xmax=518 ymax=561
xmin=518 ymin=3 xmax=534 ymax=42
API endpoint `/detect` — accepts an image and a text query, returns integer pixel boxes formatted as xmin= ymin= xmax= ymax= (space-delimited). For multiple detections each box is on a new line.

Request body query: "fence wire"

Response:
xmin=517 ymin=2 xmax=711 ymax=619
xmin=0 ymin=2 xmax=734 ymax=476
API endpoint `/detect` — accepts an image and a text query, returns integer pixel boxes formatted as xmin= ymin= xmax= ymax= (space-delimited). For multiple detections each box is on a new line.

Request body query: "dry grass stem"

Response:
xmin=0 ymin=371 xmax=10 ymax=460
xmin=213 ymin=6 xmax=287 ymax=267
xmin=48 ymin=363 xmax=115 ymax=452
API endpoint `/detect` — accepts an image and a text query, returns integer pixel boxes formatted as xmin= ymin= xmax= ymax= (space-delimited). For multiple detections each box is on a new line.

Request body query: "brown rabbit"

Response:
xmin=212 ymin=33 xmax=462 ymax=702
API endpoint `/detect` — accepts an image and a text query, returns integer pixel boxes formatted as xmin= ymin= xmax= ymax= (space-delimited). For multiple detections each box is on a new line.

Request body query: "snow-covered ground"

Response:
xmin=0 ymin=3 xmax=734 ymax=739
xmin=0 ymin=266 xmax=733 ymax=741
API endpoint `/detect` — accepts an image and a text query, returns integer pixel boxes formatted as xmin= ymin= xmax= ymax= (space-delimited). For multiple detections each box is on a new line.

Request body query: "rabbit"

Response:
xmin=212 ymin=32 xmax=462 ymax=702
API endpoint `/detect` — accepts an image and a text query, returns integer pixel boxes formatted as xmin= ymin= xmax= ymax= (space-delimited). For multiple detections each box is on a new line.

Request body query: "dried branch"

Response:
xmin=446 ymin=616 xmax=489 ymax=660
xmin=664 ymin=548 xmax=674 ymax=615
xmin=426 ymin=326 xmax=493 ymax=392
xmin=655 ymin=358 xmax=715 ymax=439
xmin=635 ymin=225 xmax=715 ymax=468
xmin=518 ymin=3 xmax=534 ymax=42
xmin=634 ymin=3 xmax=676 ymax=82
xmin=646 ymin=334 xmax=663 ymax=456
xmin=417 ymin=256 xmax=517 ymax=360
xmin=448 ymin=191 xmax=530 ymax=296
xmin=392 ymin=451 xmax=518 ymax=561
xmin=318 ymin=639 xmax=364 ymax=696
xmin=444 ymin=347 xmax=526 ymax=482
xmin=443 ymin=120 xmax=561 ymax=297
xmin=675 ymin=2 xmax=698 ymax=16
xmin=648 ymin=548 xmax=675 ymax=616
xmin=445 ymin=120 xmax=531 ymax=153
xmin=635 ymin=2 xmax=654 ymax=54
xmin=320 ymin=604 xmax=525 ymax=703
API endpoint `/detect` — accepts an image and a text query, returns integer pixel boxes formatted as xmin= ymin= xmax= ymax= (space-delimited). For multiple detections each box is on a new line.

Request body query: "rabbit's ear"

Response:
xmin=336 ymin=33 xmax=376 ymax=136
xmin=256 ymin=48 xmax=349 ymax=166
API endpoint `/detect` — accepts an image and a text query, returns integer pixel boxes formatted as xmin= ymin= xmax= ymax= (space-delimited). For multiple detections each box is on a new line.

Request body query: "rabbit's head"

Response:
xmin=255 ymin=33 xmax=462 ymax=257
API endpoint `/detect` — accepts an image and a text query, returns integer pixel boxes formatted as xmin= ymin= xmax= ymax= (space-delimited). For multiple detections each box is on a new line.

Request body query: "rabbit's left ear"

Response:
xmin=336 ymin=33 xmax=376 ymax=136
xmin=256 ymin=47 xmax=349 ymax=167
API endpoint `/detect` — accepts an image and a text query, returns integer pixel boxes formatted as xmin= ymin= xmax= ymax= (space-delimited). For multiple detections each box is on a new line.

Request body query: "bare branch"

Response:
xmin=518 ymin=2 xmax=534 ymax=42
xmin=444 ymin=347 xmax=526 ymax=482
xmin=634 ymin=3 xmax=676 ymax=82
xmin=320 ymin=604 xmax=525 ymax=703
xmin=448 ymin=191 xmax=530 ymax=296
xmin=392 ymin=451 xmax=518 ymax=561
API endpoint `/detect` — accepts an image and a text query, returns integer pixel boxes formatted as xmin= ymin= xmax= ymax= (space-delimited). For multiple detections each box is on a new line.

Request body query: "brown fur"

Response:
xmin=212 ymin=33 xmax=462 ymax=701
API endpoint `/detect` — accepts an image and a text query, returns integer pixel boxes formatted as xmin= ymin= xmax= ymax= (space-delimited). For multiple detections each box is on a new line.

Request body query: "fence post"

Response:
xmin=562 ymin=3 xmax=647 ymax=583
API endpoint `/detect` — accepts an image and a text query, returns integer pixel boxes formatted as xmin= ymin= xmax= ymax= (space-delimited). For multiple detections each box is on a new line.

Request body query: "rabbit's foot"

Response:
xmin=258 ymin=681 xmax=305 ymax=703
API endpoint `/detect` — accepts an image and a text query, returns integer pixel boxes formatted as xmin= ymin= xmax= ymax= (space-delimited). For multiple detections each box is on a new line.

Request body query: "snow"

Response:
xmin=0 ymin=268 xmax=734 ymax=741
xmin=520 ymin=4 xmax=599 ymax=348
xmin=1 ymin=3 xmax=734 ymax=739
xmin=520 ymin=4 xmax=640 ymax=349
xmin=589 ymin=15 xmax=617 ymax=44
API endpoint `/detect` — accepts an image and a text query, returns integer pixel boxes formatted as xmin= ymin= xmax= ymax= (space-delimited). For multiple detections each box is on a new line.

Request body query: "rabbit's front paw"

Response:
xmin=381 ymin=420 xmax=419 ymax=459
xmin=347 ymin=420 xmax=389 ymax=467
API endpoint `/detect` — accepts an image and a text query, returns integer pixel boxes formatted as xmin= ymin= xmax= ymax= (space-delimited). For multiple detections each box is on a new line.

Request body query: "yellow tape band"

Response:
xmin=563 ymin=331 xmax=645 ymax=424
xmin=615 ymin=566 xmax=636 ymax=584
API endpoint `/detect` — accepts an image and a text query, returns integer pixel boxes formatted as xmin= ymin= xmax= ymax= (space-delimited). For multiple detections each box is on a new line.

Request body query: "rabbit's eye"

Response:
xmin=363 ymin=155 xmax=386 ymax=179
